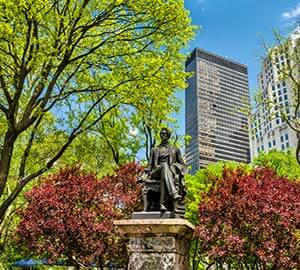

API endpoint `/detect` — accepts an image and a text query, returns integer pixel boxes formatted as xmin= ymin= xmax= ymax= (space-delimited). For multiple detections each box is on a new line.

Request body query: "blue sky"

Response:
xmin=174 ymin=0 xmax=300 ymax=137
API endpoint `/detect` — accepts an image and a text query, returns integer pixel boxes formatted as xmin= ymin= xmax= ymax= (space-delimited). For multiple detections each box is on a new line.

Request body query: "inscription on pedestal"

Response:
xmin=128 ymin=235 xmax=189 ymax=270
xmin=114 ymin=219 xmax=194 ymax=270
xmin=129 ymin=254 xmax=176 ymax=270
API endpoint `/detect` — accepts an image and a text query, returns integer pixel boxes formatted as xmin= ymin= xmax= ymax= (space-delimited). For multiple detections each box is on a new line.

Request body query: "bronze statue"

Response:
xmin=143 ymin=128 xmax=187 ymax=213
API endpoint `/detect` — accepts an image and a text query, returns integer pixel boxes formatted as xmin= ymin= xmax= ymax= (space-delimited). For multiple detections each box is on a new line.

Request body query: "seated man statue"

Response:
xmin=144 ymin=128 xmax=188 ymax=212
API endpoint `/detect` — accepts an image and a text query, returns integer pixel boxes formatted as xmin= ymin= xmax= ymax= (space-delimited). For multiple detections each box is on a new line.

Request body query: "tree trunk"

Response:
xmin=0 ymin=131 xmax=17 ymax=197
xmin=296 ymin=133 xmax=300 ymax=165
xmin=0 ymin=182 xmax=24 ymax=223
xmin=191 ymin=239 xmax=199 ymax=270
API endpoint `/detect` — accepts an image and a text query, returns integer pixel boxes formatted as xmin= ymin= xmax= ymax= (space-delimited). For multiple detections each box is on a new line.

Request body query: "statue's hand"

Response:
xmin=137 ymin=171 xmax=149 ymax=183
xmin=144 ymin=166 xmax=154 ymax=177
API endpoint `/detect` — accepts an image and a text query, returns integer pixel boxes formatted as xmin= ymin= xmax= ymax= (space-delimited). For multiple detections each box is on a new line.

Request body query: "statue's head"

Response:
xmin=159 ymin=128 xmax=171 ymax=142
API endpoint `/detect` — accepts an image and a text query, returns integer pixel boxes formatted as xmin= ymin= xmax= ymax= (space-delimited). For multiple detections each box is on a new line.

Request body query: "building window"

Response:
xmin=286 ymin=142 xmax=289 ymax=148
xmin=280 ymin=136 xmax=284 ymax=142
xmin=281 ymin=144 xmax=285 ymax=150
xmin=272 ymin=140 xmax=276 ymax=146
xmin=285 ymin=134 xmax=289 ymax=141
xmin=268 ymin=141 xmax=272 ymax=148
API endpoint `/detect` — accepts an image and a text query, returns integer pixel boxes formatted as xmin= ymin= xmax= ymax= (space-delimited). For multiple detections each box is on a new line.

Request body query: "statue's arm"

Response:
xmin=174 ymin=148 xmax=188 ymax=176
xmin=176 ymin=148 xmax=186 ymax=165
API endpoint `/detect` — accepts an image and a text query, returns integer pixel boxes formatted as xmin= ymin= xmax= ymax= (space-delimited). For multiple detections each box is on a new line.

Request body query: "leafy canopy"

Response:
xmin=253 ymin=149 xmax=300 ymax=181
xmin=0 ymin=0 xmax=195 ymax=225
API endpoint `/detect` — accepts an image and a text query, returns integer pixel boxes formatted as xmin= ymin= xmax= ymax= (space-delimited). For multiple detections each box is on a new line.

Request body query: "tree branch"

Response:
xmin=296 ymin=133 xmax=300 ymax=165
xmin=0 ymin=104 xmax=8 ymax=115
xmin=0 ymin=98 xmax=120 ymax=222
xmin=18 ymin=114 xmax=44 ymax=180
xmin=0 ymin=67 xmax=12 ymax=103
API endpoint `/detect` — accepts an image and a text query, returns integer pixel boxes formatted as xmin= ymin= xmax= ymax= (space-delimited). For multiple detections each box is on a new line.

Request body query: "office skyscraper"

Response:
xmin=185 ymin=48 xmax=250 ymax=173
xmin=250 ymin=26 xmax=300 ymax=160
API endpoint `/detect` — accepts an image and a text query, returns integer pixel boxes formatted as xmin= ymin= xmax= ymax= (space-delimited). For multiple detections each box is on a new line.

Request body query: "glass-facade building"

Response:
xmin=185 ymin=48 xmax=251 ymax=173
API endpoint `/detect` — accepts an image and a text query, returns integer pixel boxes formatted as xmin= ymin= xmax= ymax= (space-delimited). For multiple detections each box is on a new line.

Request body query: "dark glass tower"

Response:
xmin=185 ymin=48 xmax=250 ymax=173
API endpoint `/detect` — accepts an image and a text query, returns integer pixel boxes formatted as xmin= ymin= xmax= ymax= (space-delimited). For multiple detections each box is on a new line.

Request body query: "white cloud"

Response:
xmin=282 ymin=3 xmax=300 ymax=20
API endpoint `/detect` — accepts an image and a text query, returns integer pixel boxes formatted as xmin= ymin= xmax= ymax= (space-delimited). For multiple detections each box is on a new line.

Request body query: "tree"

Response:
xmin=194 ymin=167 xmax=300 ymax=270
xmin=185 ymin=161 xmax=244 ymax=225
xmin=185 ymin=161 xmax=249 ymax=270
xmin=59 ymin=108 xmax=143 ymax=176
xmin=253 ymin=149 xmax=300 ymax=181
xmin=0 ymin=0 xmax=194 ymax=225
xmin=15 ymin=163 xmax=142 ymax=268
xmin=131 ymin=93 xmax=183 ymax=161
xmin=0 ymin=111 xmax=63 ymax=263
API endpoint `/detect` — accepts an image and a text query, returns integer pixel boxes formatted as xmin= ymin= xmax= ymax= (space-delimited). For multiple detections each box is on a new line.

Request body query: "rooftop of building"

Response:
xmin=186 ymin=47 xmax=248 ymax=69
xmin=289 ymin=23 xmax=300 ymax=40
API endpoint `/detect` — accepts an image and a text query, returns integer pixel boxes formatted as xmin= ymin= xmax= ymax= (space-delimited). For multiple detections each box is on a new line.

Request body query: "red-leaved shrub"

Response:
xmin=16 ymin=163 xmax=142 ymax=267
xmin=194 ymin=167 xmax=300 ymax=269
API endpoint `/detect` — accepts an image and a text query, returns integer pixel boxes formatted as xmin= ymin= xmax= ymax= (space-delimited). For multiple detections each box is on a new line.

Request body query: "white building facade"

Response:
xmin=250 ymin=26 xmax=300 ymax=161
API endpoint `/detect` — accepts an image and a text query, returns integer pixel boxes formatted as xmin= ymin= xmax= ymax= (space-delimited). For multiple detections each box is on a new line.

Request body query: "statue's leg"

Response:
xmin=150 ymin=167 xmax=166 ymax=211
xmin=160 ymin=163 xmax=180 ymax=200
xmin=160 ymin=176 xmax=167 ymax=211
xmin=142 ymin=194 xmax=149 ymax=211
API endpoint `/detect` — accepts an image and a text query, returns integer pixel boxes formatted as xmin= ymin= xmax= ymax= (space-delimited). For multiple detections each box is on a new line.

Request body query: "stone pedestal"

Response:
xmin=114 ymin=218 xmax=194 ymax=270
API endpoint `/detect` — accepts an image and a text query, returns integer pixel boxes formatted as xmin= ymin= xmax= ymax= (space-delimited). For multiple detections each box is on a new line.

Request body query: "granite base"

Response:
xmin=131 ymin=211 xmax=176 ymax=219
xmin=114 ymin=219 xmax=194 ymax=270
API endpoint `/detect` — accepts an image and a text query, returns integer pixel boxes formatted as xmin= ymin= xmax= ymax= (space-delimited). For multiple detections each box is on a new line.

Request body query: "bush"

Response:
xmin=253 ymin=149 xmax=300 ymax=181
xmin=16 ymin=163 xmax=142 ymax=268
xmin=194 ymin=167 xmax=300 ymax=269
